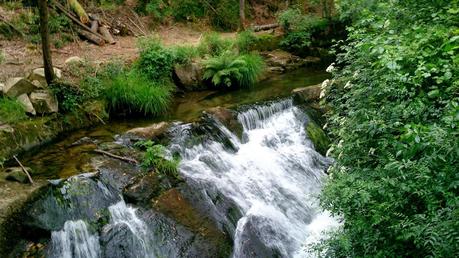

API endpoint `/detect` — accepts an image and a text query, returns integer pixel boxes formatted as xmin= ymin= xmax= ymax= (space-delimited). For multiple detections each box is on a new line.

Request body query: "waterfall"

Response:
xmin=175 ymin=99 xmax=339 ymax=257
xmin=107 ymin=201 xmax=156 ymax=258
xmin=48 ymin=220 xmax=101 ymax=258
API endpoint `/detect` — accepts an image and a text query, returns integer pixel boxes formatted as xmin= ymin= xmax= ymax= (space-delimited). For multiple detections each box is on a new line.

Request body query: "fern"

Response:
xmin=203 ymin=51 xmax=264 ymax=88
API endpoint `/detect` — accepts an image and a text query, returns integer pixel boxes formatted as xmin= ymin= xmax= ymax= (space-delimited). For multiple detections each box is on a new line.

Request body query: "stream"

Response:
xmin=13 ymin=68 xmax=339 ymax=257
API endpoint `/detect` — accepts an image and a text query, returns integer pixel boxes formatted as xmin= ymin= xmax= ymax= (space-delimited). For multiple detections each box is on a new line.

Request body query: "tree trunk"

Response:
xmin=239 ymin=0 xmax=245 ymax=31
xmin=38 ymin=0 xmax=55 ymax=84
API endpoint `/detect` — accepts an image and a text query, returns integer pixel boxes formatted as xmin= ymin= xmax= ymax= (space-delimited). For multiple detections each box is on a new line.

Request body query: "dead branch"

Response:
xmin=13 ymin=155 xmax=34 ymax=184
xmin=93 ymin=149 xmax=139 ymax=164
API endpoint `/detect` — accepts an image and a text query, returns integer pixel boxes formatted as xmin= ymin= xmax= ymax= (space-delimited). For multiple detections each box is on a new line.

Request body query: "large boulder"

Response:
xmin=173 ymin=62 xmax=206 ymax=91
xmin=3 ymin=77 xmax=37 ymax=98
xmin=205 ymin=107 xmax=243 ymax=139
xmin=292 ymin=84 xmax=322 ymax=104
xmin=17 ymin=94 xmax=36 ymax=115
xmin=124 ymin=122 xmax=170 ymax=141
xmin=29 ymin=90 xmax=58 ymax=114
xmin=28 ymin=68 xmax=62 ymax=85
xmin=0 ymin=83 xmax=4 ymax=96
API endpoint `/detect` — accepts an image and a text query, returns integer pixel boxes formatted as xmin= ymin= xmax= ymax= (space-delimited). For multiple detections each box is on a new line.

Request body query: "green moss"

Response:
xmin=306 ymin=121 xmax=329 ymax=156
xmin=0 ymin=100 xmax=107 ymax=162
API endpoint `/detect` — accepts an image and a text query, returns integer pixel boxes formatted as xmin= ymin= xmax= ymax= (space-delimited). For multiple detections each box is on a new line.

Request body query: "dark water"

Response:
xmin=19 ymin=68 xmax=329 ymax=179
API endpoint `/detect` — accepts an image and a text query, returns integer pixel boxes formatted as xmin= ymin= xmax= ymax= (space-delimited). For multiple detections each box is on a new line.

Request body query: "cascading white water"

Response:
xmin=107 ymin=201 xmax=156 ymax=258
xmin=48 ymin=220 xmax=101 ymax=258
xmin=177 ymin=99 xmax=340 ymax=257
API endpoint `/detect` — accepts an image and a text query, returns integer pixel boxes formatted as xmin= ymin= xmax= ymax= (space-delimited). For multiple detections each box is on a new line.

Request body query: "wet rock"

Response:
xmin=173 ymin=62 xmax=206 ymax=91
xmin=205 ymin=107 xmax=243 ymax=139
xmin=123 ymin=172 xmax=161 ymax=204
xmin=29 ymin=90 xmax=59 ymax=114
xmin=28 ymin=68 xmax=62 ymax=85
xmin=3 ymin=77 xmax=37 ymax=98
xmin=292 ymin=84 xmax=322 ymax=104
xmin=306 ymin=121 xmax=330 ymax=156
xmin=100 ymin=223 xmax=145 ymax=258
xmin=233 ymin=215 xmax=287 ymax=258
xmin=5 ymin=170 xmax=28 ymax=183
xmin=124 ymin=122 xmax=170 ymax=141
xmin=263 ymin=50 xmax=306 ymax=72
xmin=17 ymin=94 xmax=36 ymax=115
xmin=25 ymin=174 xmax=119 ymax=232
xmin=64 ymin=56 xmax=84 ymax=65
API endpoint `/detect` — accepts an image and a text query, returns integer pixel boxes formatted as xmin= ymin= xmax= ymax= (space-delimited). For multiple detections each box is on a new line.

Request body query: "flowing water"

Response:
xmin=14 ymin=68 xmax=339 ymax=257
xmin=171 ymin=99 xmax=339 ymax=257
xmin=48 ymin=220 xmax=101 ymax=258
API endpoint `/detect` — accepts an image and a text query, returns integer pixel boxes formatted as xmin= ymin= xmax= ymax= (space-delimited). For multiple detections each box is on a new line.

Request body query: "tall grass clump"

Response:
xmin=197 ymin=32 xmax=234 ymax=57
xmin=203 ymin=51 xmax=264 ymax=89
xmin=235 ymin=30 xmax=258 ymax=53
xmin=170 ymin=45 xmax=199 ymax=65
xmin=104 ymin=70 xmax=173 ymax=115
xmin=0 ymin=98 xmax=27 ymax=124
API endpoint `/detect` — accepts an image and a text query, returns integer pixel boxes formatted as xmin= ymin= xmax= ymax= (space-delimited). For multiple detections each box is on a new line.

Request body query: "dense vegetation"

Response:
xmin=319 ymin=0 xmax=459 ymax=256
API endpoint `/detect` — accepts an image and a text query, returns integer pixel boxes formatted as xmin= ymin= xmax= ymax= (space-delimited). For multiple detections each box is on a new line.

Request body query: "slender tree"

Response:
xmin=37 ymin=0 xmax=55 ymax=84
xmin=239 ymin=0 xmax=245 ymax=30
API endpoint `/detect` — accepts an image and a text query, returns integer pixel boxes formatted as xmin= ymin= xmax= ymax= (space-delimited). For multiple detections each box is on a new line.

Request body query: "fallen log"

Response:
xmin=93 ymin=149 xmax=139 ymax=164
xmin=13 ymin=155 xmax=34 ymax=184
xmin=98 ymin=26 xmax=116 ymax=44
xmin=78 ymin=29 xmax=105 ymax=46
xmin=253 ymin=23 xmax=279 ymax=32
xmin=68 ymin=0 xmax=89 ymax=24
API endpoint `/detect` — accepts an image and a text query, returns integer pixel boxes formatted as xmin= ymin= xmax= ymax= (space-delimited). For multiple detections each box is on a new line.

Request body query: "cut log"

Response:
xmin=90 ymin=19 xmax=98 ymax=33
xmin=78 ymin=29 xmax=105 ymax=46
xmin=253 ymin=23 xmax=279 ymax=32
xmin=52 ymin=1 xmax=106 ymax=45
xmin=68 ymin=0 xmax=89 ymax=24
xmin=98 ymin=26 xmax=116 ymax=44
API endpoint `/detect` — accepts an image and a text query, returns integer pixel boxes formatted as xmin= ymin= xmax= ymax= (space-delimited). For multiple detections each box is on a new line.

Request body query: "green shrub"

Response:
xmin=135 ymin=140 xmax=180 ymax=179
xmin=197 ymin=32 xmax=234 ymax=57
xmin=203 ymin=51 xmax=264 ymax=88
xmin=277 ymin=8 xmax=328 ymax=53
xmin=104 ymin=70 xmax=173 ymax=115
xmin=137 ymin=37 xmax=175 ymax=80
xmin=169 ymin=0 xmax=205 ymax=22
xmin=0 ymin=98 xmax=27 ymax=124
xmin=211 ymin=0 xmax=240 ymax=31
xmin=319 ymin=0 xmax=459 ymax=256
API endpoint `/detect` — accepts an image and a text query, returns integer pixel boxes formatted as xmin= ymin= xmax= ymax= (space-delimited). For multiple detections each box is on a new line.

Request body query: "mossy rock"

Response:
xmin=306 ymin=121 xmax=329 ymax=156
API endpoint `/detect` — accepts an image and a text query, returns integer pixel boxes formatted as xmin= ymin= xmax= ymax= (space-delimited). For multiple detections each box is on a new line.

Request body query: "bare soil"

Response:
xmin=0 ymin=23 xmax=235 ymax=82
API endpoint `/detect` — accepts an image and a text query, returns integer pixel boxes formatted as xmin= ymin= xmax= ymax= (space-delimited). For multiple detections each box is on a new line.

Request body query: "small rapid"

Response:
xmin=173 ymin=99 xmax=339 ymax=257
